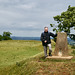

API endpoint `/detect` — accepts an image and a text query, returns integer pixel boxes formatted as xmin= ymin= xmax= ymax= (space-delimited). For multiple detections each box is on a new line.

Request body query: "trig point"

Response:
xmin=47 ymin=32 xmax=73 ymax=59
xmin=54 ymin=32 xmax=68 ymax=56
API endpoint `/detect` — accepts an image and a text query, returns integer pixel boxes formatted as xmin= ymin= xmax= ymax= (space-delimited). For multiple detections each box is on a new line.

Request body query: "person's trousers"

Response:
xmin=43 ymin=44 xmax=52 ymax=57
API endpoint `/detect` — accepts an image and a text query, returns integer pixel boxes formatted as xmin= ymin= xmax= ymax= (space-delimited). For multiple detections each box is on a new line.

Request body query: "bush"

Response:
xmin=3 ymin=32 xmax=12 ymax=40
xmin=71 ymin=50 xmax=75 ymax=55
xmin=3 ymin=36 xmax=12 ymax=40
xmin=0 ymin=35 xmax=3 ymax=41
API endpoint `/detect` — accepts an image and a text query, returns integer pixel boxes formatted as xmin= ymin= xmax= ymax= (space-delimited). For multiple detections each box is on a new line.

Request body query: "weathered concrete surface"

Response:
xmin=54 ymin=32 xmax=68 ymax=56
xmin=46 ymin=56 xmax=73 ymax=60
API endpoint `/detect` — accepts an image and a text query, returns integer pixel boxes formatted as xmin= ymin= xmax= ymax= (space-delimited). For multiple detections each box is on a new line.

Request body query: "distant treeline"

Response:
xmin=0 ymin=32 xmax=12 ymax=41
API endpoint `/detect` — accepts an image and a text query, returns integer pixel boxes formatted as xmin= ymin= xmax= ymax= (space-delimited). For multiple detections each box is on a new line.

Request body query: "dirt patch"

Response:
xmin=35 ymin=62 xmax=75 ymax=75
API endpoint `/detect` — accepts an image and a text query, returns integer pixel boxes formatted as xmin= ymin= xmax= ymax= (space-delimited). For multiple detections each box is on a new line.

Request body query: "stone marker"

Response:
xmin=47 ymin=32 xmax=73 ymax=59
xmin=54 ymin=32 xmax=68 ymax=56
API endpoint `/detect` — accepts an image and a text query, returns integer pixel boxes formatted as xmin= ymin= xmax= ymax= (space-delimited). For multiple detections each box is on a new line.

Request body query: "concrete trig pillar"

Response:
xmin=54 ymin=32 xmax=68 ymax=56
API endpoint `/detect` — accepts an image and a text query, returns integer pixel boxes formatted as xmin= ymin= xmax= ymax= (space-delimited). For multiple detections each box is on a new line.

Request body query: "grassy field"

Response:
xmin=0 ymin=40 xmax=75 ymax=75
xmin=0 ymin=40 xmax=43 ymax=68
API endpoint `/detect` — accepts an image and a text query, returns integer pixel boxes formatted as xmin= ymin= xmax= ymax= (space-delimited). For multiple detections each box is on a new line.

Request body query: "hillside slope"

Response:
xmin=0 ymin=40 xmax=75 ymax=75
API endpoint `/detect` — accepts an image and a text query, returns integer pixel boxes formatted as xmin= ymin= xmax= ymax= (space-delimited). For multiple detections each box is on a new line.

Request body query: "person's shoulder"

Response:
xmin=41 ymin=32 xmax=44 ymax=35
xmin=49 ymin=32 xmax=54 ymax=35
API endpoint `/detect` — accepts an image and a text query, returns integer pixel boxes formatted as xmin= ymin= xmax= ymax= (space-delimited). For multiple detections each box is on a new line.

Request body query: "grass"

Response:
xmin=0 ymin=40 xmax=43 ymax=68
xmin=0 ymin=40 xmax=75 ymax=75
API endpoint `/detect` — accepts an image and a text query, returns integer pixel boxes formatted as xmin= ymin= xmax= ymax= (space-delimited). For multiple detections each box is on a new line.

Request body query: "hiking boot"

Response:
xmin=49 ymin=53 xmax=52 ymax=56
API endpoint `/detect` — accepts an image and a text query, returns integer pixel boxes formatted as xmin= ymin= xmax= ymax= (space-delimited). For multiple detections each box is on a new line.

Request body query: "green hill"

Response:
xmin=0 ymin=40 xmax=75 ymax=75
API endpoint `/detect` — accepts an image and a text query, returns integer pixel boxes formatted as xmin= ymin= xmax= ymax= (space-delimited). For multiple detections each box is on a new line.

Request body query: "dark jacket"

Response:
xmin=41 ymin=31 xmax=57 ymax=46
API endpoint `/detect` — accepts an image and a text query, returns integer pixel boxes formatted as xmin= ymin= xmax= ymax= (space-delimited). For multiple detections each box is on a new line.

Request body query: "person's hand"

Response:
xmin=44 ymin=40 xmax=47 ymax=43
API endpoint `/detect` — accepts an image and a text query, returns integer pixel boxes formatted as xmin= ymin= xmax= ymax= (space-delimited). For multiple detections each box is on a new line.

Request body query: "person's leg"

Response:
xmin=43 ymin=46 xmax=47 ymax=57
xmin=48 ymin=44 xmax=52 ymax=56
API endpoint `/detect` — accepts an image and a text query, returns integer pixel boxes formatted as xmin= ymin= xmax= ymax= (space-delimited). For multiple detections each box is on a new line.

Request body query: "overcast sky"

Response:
xmin=0 ymin=0 xmax=75 ymax=37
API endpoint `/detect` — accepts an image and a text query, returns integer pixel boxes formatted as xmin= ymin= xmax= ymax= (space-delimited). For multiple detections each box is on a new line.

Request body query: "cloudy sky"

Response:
xmin=0 ymin=0 xmax=75 ymax=37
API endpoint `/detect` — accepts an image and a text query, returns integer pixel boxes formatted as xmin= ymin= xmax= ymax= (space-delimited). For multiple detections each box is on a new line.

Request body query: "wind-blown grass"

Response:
xmin=0 ymin=40 xmax=43 ymax=68
xmin=0 ymin=40 xmax=75 ymax=75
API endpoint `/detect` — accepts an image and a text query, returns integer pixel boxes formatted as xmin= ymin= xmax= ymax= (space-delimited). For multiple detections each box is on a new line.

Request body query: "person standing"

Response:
xmin=41 ymin=27 xmax=57 ymax=57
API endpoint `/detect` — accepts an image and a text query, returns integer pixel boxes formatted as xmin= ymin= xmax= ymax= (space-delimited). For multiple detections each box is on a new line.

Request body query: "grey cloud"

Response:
xmin=0 ymin=0 xmax=75 ymax=36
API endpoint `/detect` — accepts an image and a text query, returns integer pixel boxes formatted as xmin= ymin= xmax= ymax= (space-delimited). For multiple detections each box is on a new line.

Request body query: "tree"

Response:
xmin=0 ymin=35 xmax=3 ymax=41
xmin=50 ymin=5 xmax=75 ymax=40
xmin=3 ymin=31 xmax=12 ymax=40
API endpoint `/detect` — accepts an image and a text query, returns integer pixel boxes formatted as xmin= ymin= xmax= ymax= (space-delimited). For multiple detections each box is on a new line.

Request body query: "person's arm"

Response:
xmin=50 ymin=32 xmax=57 ymax=37
xmin=40 ymin=33 xmax=45 ymax=42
